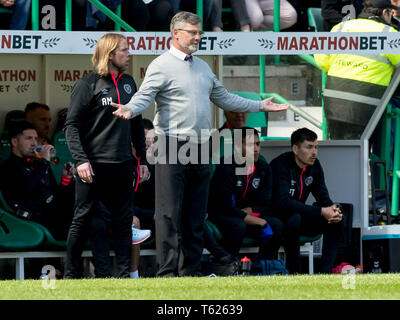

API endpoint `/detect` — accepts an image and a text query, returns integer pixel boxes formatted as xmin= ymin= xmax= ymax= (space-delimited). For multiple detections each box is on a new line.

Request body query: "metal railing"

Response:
xmin=264 ymin=3 xmax=328 ymax=139
xmin=377 ymin=105 xmax=400 ymax=219
xmin=390 ymin=108 xmax=400 ymax=217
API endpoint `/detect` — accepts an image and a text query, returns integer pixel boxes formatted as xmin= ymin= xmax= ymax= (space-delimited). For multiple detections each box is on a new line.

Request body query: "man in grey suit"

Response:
xmin=111 ymin=11 xmax=289 ymax=277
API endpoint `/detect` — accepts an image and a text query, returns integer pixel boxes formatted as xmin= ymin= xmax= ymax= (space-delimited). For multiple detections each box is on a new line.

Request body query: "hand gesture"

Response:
xmin=242 ymin=207 xmax=253 ymax=215
xmin=77 ymin=162 xmax=94 ymax=184
xmin=0 ymin=0 xmax=15 ymax=7
xmin=39 ymin=144 xmax=56 ymax=161
xmin=138 ymin=165 xmax=149 ymax=183
xmin=244 ymin=214 xmax=267 ymax=226
xmin=62 ymin=162 xmax=75 ymax=178
xmin=110 ymin=102 xmax=132 ymax=120
xmin=321 ymin=205 xmax=343 ymax=224
xmin=262 ymin=97 xmax=290 ymax=112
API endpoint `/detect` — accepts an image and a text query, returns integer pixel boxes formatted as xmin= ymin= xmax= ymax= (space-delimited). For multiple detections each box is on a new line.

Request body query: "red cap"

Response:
xmin=240 ymin=256 xmax=251 ymax=262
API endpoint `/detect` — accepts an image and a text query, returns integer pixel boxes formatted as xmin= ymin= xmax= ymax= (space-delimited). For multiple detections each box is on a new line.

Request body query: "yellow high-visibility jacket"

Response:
xmin=315 ymin=18 xmax=400 ymax=87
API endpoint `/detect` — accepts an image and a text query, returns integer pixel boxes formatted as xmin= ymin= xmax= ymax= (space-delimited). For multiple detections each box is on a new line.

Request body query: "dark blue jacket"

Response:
xmin=270 ymin=151 xmax=333 ymax=217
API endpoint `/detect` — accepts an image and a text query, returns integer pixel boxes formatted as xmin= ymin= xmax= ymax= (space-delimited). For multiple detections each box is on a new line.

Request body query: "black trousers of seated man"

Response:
xmin=33 ymin=188 xmax=75 ymax=241
xmin=210 ymin=215 xmax=285 ymax=259
xmin=64 ymin=161 xmax=135 ymax=279
xmin=154 ymin=137 xmax=211 ymax=277
xmin=283 ymin=212 xmax=343 ymax=274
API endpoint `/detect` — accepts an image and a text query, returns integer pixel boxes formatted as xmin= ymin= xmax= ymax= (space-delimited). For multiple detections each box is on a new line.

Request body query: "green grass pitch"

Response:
xmin=1 ymin=274 xmax=400 ymax=300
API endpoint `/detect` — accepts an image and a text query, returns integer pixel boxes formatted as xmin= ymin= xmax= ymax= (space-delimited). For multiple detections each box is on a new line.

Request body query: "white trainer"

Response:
xmin=132 ymin=227 xmax=151 ymax=245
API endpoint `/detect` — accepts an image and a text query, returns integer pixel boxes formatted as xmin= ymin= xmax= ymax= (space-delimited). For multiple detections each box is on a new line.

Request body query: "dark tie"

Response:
xmin=184 ymin=55 xmax=193 ymax=62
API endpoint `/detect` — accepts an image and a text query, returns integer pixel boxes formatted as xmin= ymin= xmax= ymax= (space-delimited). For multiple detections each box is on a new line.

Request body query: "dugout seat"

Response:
xmin=0 ymin=208 xmax=44 ymax=251
xmin=0 ymin=189 xmax=67 ymax=250
xmin=4 ymin=110 xmax=25 ymax=132
xmin=0 ymin=131 xmax=11 ymax=164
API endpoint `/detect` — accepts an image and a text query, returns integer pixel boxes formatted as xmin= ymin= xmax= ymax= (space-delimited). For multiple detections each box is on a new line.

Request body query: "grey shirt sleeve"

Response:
xmin=125 ymin=62 xmax=165 ymax=118
xmin=209 ymin=75 xmax=263 ymax=112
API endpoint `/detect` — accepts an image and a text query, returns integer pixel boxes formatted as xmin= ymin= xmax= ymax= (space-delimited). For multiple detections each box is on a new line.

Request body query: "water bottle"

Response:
xmin=39 ymin=270 xmax=48 ymax=280
xmin=371 ymin=260 xmax=382 ymax=273
xmin=240 ymin=256 xmax=252 ymax=276
xmin=35 ymin=144 xmax=56 ymax=158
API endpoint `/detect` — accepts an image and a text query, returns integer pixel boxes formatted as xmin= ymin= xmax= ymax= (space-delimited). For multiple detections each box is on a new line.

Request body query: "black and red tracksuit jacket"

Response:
xmin=270 ymin=152 xmax=333 ymax=218
xmin=0 ymin=154 xmax=73 ymax=221
xmin=207 ymin=157 xmax=273 ymax=220
xmin=64 ymin=71 xmax=146 ymax=168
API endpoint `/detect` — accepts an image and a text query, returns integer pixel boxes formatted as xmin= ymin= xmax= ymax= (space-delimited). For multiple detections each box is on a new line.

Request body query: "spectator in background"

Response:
xmin=0 ymin=121 xmax=75 ymax=240
xmin=71 ymin=0 xmax=87 ymax=31
xmin=244 ymin=0 xmax=297 ymax=30
xmin=322 ymin=0 xmax=363 ymax=31
xmin=210 ymin=110 xmax=249 ymax=162
xmin=322 ymin=0 xmax=353 ymax=31
xmin=24 ymin=102 xmax=52 ymax=145
xmin=230 ymin=0 xmax=252 ymax=31
xmin=122 ymin=0 xmax=173 ymax=31
xmin=221 ymin=110 xmax=249 ymax=130
xmin=0 ymin=0 xmax=31 ymax=30
xmin=390 ymin=0 xmax=400 ymax=27
xmin=270 ymin=128 xmax=343 ymax=274
xmin=208 ymin=0 xmax=224 ymax=31
xmin=86 ymin=0 xmax=173 ymax=31
xmin=171 ymin=0 xmax=223 ymax=30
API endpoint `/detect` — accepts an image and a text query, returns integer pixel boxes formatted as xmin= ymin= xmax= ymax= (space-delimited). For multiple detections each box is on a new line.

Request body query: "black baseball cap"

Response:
xmin=369 ymin=0 xmax=400 ymax=10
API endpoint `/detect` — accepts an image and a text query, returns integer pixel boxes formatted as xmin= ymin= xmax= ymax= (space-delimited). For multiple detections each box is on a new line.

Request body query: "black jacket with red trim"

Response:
xmin=0 ymin=153 xmax=74 ymax=222
xmin=270 ymin=151 xmax=333 ymax=218
xmin=207 ymin=157 xmax=273 ymax=220
xmin=64 ymin=71 xmax=146 ymax=166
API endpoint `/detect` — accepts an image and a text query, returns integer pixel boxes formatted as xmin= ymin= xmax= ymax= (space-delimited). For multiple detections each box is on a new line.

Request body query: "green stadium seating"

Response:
xmin=0 ymin=7 xmax=13 ymax=14
xmin=0 ymin=132 xmax=11 ymax=164
xmin=0 ymin=208 xmax=44 ymax=251
xmin=0 ymin=190 xmax=66 ymax=250
xmin=4 ymin=110 xmax=25 ymax=132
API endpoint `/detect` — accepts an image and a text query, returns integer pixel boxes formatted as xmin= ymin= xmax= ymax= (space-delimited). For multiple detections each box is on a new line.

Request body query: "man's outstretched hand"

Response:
xmin=262 ymin=96 xmax=290 ymax=112
xmin=110 ymin=102 xmax=132 ymax=120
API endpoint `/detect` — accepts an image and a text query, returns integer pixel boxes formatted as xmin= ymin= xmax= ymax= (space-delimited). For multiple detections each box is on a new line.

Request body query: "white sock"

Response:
xmin=130 ymin=270 xmax=139 ymax=278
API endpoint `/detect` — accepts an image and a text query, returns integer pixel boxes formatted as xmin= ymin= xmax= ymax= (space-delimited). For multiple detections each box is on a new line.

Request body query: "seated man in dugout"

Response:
xmin=0 ymin=121 xmax=75 ymax=240
xmin=24 ymin=102 xmax=52 ymax=146
xmin=220 ymin=110 xmax=248 ymax=130
xmin=270 ymin=127 xmax=344 ymax=274
xmin=207 ymin=127 xmax=284 ymax=260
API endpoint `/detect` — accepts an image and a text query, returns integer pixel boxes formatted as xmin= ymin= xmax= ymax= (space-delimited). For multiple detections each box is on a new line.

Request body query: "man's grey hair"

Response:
xmin=170 ymin=11 xmax=202 ymax=33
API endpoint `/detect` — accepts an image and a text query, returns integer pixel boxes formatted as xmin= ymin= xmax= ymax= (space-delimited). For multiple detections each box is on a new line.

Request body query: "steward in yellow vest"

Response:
xmin=315 ymin=0 xmax=400 ymax=139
